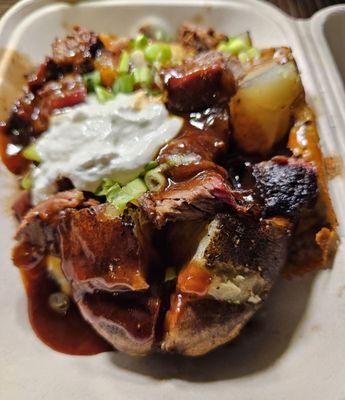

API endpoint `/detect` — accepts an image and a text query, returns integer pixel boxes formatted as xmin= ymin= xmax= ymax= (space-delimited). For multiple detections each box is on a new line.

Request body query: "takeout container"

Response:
xmin=0 ymin=1 xmax=344 ymax=400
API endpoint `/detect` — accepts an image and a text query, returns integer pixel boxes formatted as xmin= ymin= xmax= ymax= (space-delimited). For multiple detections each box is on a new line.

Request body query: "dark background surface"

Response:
xmin=0 ymin=0 xmax=344 ymax=18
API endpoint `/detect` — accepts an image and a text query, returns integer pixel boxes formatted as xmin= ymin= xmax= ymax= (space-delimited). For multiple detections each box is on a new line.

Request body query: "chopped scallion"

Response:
xmin=144 ymin=166 xmax=167 ymax=192
xmin=22 ymin=143 xmax=41 ymax=163
xmin=108 ymin=189 xmax=133 ymax=212
xmin=95 ymin=85 xmax=114 ymax=103
xmin=133 ymin=65 xmax=152 ymax=87
xmin=144 ymin=160 xmax=159 ymax=171
xmin=247 ymin=47 xmax=260 ymax=60
xmin=83 ymin=70 xmax=101 ymax=92
xmin=144 ymin=43 xmax=172 ymax=64
xmin=132 ymin=33 xmax=149 ymax=49
xmin=166 ymin=153 xmax=201 ymax=167
xmin=226 ymin=37 xmax=247 ymax=55
xmin=118 ymin=51 xmax=130 ymax=74
xmin=21 ymin=171 xmax=32 ymax=190
xmin=122 ymin=178 xmax=147 ymax=197
xmin=95 ymin=178 xmax=120 ymax=196
xmin=238 ymin=51 xmax=250 ymax=64
xmin=113 ymin=73 xmax=135 ymax=94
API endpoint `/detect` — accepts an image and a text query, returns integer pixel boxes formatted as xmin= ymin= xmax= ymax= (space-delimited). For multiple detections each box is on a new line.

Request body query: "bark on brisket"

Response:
xmin=162 ymin=51 xmax=243 ymax=113
xmin=5 ymin=74 xmax=86 ymax=149
xmin=253 ymin=156 xmax=318 ymax=217
xmin=51 ymin=26 xmax=102 ymax=71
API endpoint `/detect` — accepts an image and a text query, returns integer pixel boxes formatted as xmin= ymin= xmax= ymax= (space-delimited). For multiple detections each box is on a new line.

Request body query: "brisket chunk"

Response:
xmin=5 ymin=74 xmax=86 ymax=150
xmin=253 ymin=156 xmax=318 ymax=217
xmin=12 ymin=190 xmax=86 ymax=270
xmin=178 ymin=22 xmax=228 ymax=52
xmin=28 ymin=27 xmax=102 ymax=92
xmin=52 ymin=26 xmax=102 ymax=72
xmin=162 ymin=51 xmax=243 ymax=113
xmin=59 ymin=205 xmax=150 ymax=294
xmin=138 ymin=170 xmax=252 ymax=228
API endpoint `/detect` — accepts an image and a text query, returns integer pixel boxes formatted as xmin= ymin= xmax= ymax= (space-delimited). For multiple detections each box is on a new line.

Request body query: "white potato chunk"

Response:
xmin=230 ymin=58 xmax=303 ymax=154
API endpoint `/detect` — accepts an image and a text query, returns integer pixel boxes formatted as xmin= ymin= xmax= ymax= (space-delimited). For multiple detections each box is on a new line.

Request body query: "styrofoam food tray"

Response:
xmin=0 ymin=1 xmax=344 ymax=399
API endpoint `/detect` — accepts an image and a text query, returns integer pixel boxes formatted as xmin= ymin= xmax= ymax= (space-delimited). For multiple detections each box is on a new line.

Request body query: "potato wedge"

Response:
xmin=230 ymin=53 xmax=303 ymax=154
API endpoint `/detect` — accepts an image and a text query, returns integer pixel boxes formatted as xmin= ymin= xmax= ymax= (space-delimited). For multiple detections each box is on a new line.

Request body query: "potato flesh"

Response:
xmin=230 ymin=59 xmax=303 ymax=154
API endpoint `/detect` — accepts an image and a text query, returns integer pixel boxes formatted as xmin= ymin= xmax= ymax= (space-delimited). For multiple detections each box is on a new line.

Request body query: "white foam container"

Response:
xmin=0 ymin=1 xmax=344 ymax=399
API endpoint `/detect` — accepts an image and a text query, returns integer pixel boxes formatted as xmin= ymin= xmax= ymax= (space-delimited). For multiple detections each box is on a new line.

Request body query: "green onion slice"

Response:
xmin=144 ymin=166 xmax=167 ymax=192
xmin=118 ymin=51 xmax=130 ymax=74
xmin=95 ymin=86 xmax=114 ymax=103
xmin=83 ymin=71 xmax=101 ymax=92
xmin=131 ymin=33 xmax=149 ymax=49
xmin=21 ymin=170 xmax=33 ymax=190
xmin=133 ymin=65 xmax=153 ymax=87
xmin=144 ymin=43 xmax=172 ymax=65
xmin=113 ymin=73 xmax=135 ymax=94
xmin=22 ymin=143 xmax=41 ymax=163
xmin=122 ymin=178 xmax=147 ymax=197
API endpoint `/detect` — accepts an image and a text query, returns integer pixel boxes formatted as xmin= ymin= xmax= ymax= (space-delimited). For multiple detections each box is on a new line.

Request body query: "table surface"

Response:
xmin=0 ymin=0 xmax=344 ymax=18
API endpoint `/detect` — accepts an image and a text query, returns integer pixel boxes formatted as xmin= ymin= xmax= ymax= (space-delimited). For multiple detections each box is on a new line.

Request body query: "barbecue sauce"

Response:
xmin=21 ymin=267 xmax=111 ymax=355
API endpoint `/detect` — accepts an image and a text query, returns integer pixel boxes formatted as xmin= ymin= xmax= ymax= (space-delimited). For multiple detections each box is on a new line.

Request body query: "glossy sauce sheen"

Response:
xmin=177 ymin=260 xmax=211 ymax=296
xmin=21 ymin=267 xmax=111 ymax=355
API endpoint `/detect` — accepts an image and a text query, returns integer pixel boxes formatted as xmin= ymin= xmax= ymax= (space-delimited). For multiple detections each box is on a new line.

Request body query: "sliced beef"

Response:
xmin=163 ymin=213 xmax=291 ymax=356
xmin=12 ymin=190 xmax=86 ymax=270
xmin=253 ymin=156 xmax=318 ymax=217
xmin=77 ymin=290 xmax=160 ymax=356
xmin=59 ymin=205 xmax=151 ymax=293
xmin=178 ymin=22 xmax=227 ymax=52
xmin=162 ymin=51 xmax=243 ymax=113
xmin=4 ymin=74 xmax=86 ymax=155
xmin=138 ymin=170 xmax=252 ymax=229
xmin=52 ymin=26 xmax=102 ymax=72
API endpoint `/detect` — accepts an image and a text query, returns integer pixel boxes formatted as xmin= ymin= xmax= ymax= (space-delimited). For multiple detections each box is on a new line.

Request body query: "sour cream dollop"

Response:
xmin=32 ymin=91 xmax=183 ymax=204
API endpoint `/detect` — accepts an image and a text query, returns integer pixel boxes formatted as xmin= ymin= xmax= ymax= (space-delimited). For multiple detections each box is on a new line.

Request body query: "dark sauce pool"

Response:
xmin=21 ymin=267 xmax=112 ymax=355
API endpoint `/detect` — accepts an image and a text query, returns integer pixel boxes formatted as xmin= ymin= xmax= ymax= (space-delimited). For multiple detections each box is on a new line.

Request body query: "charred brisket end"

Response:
xmin=27 ymin=27 xmax=102 ymax=92
xmin=12 ymin=190 xmax=85 ymax=270
xmin=27 ymin=58 xmax=62 ymax=93
xmin=138 ymin=171 xmax=251 ymax=229
xmin=162 ymin=51 xmax=240 ymax=113
xmin=178 ymin=22 xmax=228 ymax=52
xmin=52 ymin=26 xmax=103 ymax=72
xmin=5 ymin=74 xmax=86 ymax=147
xmin=253 ymin=156 xmax=318 ymax=217
xmin=77 ymin=290 xmax=160 ymax=356
xmin=59 ymin=205 xmax=149 ymax=294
